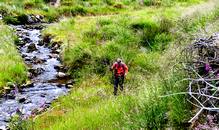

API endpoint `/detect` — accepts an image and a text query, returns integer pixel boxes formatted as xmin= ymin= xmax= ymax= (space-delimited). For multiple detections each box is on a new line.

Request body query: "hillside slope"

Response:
xmin=18 ymin=0 xmax=219 ymax=129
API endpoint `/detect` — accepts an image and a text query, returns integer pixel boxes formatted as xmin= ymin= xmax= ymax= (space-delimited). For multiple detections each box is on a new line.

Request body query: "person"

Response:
xmin=111 ymin=58 xmax=128 ymax=95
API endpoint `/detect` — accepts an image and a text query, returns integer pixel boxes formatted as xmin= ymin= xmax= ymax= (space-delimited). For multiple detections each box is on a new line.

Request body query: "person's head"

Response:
xmin=116 ymin=58 xmax=122 ymax=64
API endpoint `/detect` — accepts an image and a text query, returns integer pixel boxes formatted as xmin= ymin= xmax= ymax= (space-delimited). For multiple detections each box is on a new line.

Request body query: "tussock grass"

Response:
xmin=0 ymin=23 xmax=27 ymax=90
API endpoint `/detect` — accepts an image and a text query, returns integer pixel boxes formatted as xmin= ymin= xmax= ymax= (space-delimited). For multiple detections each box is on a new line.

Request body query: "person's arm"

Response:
xmin=110 ymin=63 xmax=116 ymax=71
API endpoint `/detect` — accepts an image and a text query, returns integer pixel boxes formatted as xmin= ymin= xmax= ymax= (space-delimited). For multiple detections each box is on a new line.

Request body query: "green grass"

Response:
xmin=0 ymin=22 xmax=27 ymax=91
xmin=0 ymin=0 xmax=206 ymax=23
xmin=18 ymin=0 xmax=219 ymax=129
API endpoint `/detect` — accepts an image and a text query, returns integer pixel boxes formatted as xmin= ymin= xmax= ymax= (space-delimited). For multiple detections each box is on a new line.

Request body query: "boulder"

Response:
xmin=27 ymin=43 xmax=37 ymax=53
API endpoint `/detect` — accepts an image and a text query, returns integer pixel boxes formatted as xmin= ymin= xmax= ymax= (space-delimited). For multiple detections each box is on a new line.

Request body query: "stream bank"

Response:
xmin=0 ymin=21 xmax=72 ymax=129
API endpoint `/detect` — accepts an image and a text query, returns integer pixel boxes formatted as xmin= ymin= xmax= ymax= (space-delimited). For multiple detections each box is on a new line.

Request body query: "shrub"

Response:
xmin=159 ymin=17 xmax=173 ymax=33
xmin=58 ymin=6 xmax=88 ymax=16
xmin=44 ymin=9 xmax=59 ymax=22
xmin=24 ymin=1 xmax=35 ymax=9
xmin=0 ymin=6 xmax=9 ymax=17
xmin=144 ymin=0 xmax=162 ymax=6
xmin=17 ymin=14 xmax=28 ymax=24
xmin=3 ymin=16 xmax=19 ymax=24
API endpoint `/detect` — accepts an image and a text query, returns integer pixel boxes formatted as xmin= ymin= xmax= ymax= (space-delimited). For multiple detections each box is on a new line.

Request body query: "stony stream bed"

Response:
xmin=0 ymin=24 xmax=72 ymax=129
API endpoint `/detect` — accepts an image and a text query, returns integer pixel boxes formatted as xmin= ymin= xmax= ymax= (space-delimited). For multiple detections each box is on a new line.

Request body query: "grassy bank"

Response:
xmin=17 ymin=0 xmax=219 ymax=129
xmin=0 ymin=23 xmax=27 ymax=91
xmin=0 ymin=0 xmax=205 ymax=24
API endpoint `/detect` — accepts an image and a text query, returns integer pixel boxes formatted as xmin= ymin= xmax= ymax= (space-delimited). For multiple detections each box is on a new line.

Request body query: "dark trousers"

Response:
xmin=114 ymin=75 xmax=124 ymax=95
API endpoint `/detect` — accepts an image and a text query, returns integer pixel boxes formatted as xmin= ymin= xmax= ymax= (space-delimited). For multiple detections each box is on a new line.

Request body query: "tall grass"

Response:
xmin=0 ymin=0 xmax=206 ymax=24
xmin=0 ymin=23 xmax=27 ymax=91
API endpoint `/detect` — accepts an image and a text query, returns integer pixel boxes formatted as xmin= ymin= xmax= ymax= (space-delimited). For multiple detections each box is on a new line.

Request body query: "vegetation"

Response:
xmin=0 ymin=0 xmax=205 ymax=23
xmin=0 ymin=22 xmax=27 ymax=91
xmin=17 ymin=0 xmax=219 ymax=129
xmin=1 ymin=0 xmax=219 ymax=129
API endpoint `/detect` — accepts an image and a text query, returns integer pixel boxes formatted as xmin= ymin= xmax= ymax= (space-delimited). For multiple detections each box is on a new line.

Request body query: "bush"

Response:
xmin=3 ymin=16 xmax=19 ymax=24
xmin=3 ymin=14 xmax=28 ymax=25
xmin=44 ymin=9 xmax=59 ymax=22
xmin=17 ymin=14 xmax=28 ymax=24
xmin=24 ymin=1 xmax=35 ymax=9
xmin=58 ymin=6 xmax=88 ymax=16
xmin=0 ymin=6 xmax=9 ymax=17
xmin=144 ymin=0 xmax=162 ymax=6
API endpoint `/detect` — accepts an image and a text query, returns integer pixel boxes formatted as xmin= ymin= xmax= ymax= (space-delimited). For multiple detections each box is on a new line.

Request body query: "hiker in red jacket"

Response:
xmin=111 ymin=58 xmax=128 ymax=95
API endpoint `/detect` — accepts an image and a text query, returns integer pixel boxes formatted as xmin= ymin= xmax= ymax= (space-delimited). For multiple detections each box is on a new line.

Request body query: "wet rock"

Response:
xmin=22 ymin=81 xmax=34 ymax=88
xmin=17 ymin=96 xmax=26 ymax=103
xmin=51 ymin=42 xmax=61 ymax=50
xmin=17 ymin=41 xmax=25 ymax=47
xmin=56 ymin=72 xmax=68 ymax=78
xmin=23 ymin=37 xmax=32 ymax=43
xmin=67 ymin=80 xmax=74 ymax=85
xmin=24 ymin=57 xmax=32 ymax=62
xmin=33 ymin=25 xmax=44 ymax=30
xmin=40 ymin=93 xmax=46 ymax=97
xmin=66 ymin=84 xmax=73 ymax=88
xmin=29 ymin=68 xmax=44 ymax=76
xmin=48 ymin=54 xmax=59 ymax=59
xmin=24 ymin=99 xmax=32 ymax=104
xmin=66 ymin=80 xmax=74 ymax=88
xmin=52 ymin=49 xmax=61 ymax=54
xmin=32 ymin=57 xmax=46 ymax=64
xmin=57 ymin=84 xmax=64 ymax=88
xmin=21 ymin=54 xmax=28 ymax=58
xmin=43 ymin=35 xmax=52 ymax=44
xmin=27 ymin=72 xmax=33 ymax=78
xmin=54 ymin=64 xmax=64 ymax=71
xmin=27 ymin=14 xmax=43 ymax=24
xmin=6 ymin=82 xmax=16 ymax=88
xmin=6 ymin=94 xmax=16 ymax=100
xmin=27 ymin=43 xmax=37 ymax=53
xmin=37 ymin=40 xmax=44 ymax=46
xmin=3 ymin=87 xmax=11 ymax=94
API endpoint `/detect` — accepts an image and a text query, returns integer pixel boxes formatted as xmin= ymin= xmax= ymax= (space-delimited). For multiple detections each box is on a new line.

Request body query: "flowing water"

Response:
xmin=0 ymin=24 xmax=69 ymax=129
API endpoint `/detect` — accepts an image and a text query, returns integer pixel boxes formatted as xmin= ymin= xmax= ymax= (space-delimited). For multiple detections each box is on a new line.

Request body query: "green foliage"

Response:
xmin=0 ymin=24 xmax=27 ymax=89
xmin=3 ymin=16 xmax=19 ymax=25
xmin=58 ymin=6 xmax=88 ymax=16
xmin=144 ymin=0 xmax=162 ymax=6
xmin=9 ymin=115 xmax=29 ymax=130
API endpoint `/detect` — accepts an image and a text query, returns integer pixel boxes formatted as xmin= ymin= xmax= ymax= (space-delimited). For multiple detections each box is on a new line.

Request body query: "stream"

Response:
xmin=0 ymin=24 xmax=70 ymax=129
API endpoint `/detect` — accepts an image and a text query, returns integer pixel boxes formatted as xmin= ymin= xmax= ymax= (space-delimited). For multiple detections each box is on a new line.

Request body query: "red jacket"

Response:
xmin=111 ymin=62 xmax=128 ymax=76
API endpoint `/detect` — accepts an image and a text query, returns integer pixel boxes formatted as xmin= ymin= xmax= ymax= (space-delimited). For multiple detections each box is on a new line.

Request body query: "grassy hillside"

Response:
xmin=0 ymin=23 xmax=27 ymax=91
xmin=0 ymin=0 xmax=205 ymax=23
xmin=17 ymin=0 xmax=219 ymax=129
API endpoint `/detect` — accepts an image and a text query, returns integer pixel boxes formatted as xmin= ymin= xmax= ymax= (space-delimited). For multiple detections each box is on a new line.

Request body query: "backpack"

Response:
xmin=114 ymin=62 xmax=125 ymax=76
